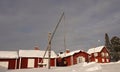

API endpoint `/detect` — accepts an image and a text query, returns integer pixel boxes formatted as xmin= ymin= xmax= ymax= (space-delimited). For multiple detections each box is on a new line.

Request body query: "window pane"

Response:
xmin=95 ymin=59 xmax=98 ymax=62
xmin=94 ymin=53 xmax=98 ymax=57
xmin=101 ymin=52 xmax=104 ymax=57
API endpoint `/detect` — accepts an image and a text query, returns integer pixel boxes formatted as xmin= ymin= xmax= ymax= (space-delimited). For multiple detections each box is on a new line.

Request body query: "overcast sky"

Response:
xmin=0 ymin=0 xmax=120 ymax=53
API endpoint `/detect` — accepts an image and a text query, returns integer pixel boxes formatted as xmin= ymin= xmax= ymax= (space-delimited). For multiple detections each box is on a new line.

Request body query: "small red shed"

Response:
xmin=0 ymin=51 xmax=18 ymax=69
xmin=57 ymin=50 xmax=89 ymax=66
xmin=87 ymin=46 xmax=110 ymax=63
xmin=18 ymin=50 xmax=57 ymax=69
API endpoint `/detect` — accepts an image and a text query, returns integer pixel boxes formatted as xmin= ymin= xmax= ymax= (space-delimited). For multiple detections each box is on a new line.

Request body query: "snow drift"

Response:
xmin=0 ymin=66 xmax=7 ymax=72
xmin=1 ymin=61 xmax=120 ymax=72
xmin=6 ymin=62 xmax=102 ymax=72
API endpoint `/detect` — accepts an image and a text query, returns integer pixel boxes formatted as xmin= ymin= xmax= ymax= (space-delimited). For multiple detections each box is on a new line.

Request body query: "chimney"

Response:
xmin=34 ymin=41 xmax=40 ymax=50
xmin=60 ymin=52 xmax=63 ymax=54
xmin=66 ymin=49 xmax=70 ymax=53
xmin=34 ymin=46 xmax=39 ymax=50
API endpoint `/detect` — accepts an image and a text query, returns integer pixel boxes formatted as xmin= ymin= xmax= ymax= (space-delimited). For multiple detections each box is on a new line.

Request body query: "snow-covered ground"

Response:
xmin=100 ymin=62 xmax=120 ymax=72
xmin=0 ymin=66 xmax=7 ymax=72
xmin=1 ymin=61 xmax=120 ymax=72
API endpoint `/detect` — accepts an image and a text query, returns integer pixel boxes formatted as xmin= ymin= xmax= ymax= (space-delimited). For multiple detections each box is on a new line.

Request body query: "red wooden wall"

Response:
xmin=0 ymin=59 xmax=16 ymax=69
xmin=89 ymin=47 xmax=110 ymax=63
xmin=73 ymin=51 xmax=89 ymax=64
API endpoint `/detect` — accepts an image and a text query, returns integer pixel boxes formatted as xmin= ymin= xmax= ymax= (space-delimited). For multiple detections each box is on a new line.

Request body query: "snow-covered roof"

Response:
xmin=58 ymin=50 xmax=81 ymax=57
xmin=19 ymin=50 xmax=57 ymax=58
xmin=0 ymin=51 xmax=18 ymax=59
xmin=87 ymin=46 xmax=105 ymax=54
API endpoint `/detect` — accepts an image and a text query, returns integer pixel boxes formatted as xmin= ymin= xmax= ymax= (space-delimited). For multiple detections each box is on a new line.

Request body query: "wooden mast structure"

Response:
xmin=48 ymin=32 xmax=51 ymax=69
xmin=39 ymin=12 xmax=64 ymax=69
xmin=63 ymin=12 xmax=67 ymax=56
xmin=48 ymin=12 xmax=64 ymax=69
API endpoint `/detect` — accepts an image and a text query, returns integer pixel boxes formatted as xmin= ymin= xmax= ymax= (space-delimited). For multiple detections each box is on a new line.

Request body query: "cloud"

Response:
xmin=0 ymin=0 xmax=120 ymax=53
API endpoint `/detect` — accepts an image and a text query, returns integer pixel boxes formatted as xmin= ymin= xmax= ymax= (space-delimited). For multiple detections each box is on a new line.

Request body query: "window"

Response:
xmin=102 ymin=58 xmax=105 ymax=62
xmin=106 ymin=59 xmax=109 ymax=62
xmin=95 ymin=58 xmax=98 ymax=62
xmin=94 ymin=53 xmax=98 ymax=57
xmin=28 ymin=59 xmax=35 ymax=68
xmin=105 ymin=53 xmax=109 ymax=57
xmin=77 ymin=56 xmax=85 ymax=64
xmin=101 ymin=52 xmax=105 ymax=57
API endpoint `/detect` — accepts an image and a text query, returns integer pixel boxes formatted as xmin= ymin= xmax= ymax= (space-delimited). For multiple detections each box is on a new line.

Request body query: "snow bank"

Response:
xmin=6 ymin=62 xmax=120 ymax=72
xmin=0 ymin=66 xmax=7 ymax=72
xmin=100 ymin=62 xmax=116 ymax=65
xmin=101 ymin=62 xmax=120 ymax=72
xmin=86 ymin=66 xmax=101 ymax=72
xmin=116 ymin=60 xmax=120 ymax=63
xmin=83 ymin=62 xmax=96 ymax=67
xmin=6 ymin=62 xmax=102 ymax=72
xmin=82 ymin=62 xmax=102 ymax=72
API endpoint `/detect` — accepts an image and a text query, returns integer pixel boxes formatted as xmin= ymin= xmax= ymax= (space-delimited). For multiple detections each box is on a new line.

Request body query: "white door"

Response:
xmin=43 ymin=59 xmax=48 ymax=67
xmin=77 ymin=56 xmax=85 ymax=64
xmin=28 ymin=59 xmax=34 ymax=68
xmin=0 ymin=61 xmax=8 ymax=69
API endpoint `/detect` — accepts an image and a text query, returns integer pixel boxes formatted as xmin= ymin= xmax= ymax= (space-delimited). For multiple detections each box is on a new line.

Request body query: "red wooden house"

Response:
xmin=18 ymin=50 xmax=57 ymax=69
xmin=57 ymin=49 xmax=89 ymax=66
xmin=0 ymin=51 xmax=18 ymax=69
xmin=87 ymin=46 xmax=110 ymax=63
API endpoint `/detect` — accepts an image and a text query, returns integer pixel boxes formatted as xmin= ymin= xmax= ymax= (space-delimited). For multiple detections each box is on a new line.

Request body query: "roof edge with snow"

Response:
xmin=0 ymin=51 xmax=18 ymax=59
xmin=19 ymin=50 xmax=57 ymax=58
xmin=87 ymin=45 xmax=105 ymax=54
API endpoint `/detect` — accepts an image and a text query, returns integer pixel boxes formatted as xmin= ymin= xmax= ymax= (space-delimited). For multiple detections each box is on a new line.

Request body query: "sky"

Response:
xmin=0 ymin=0 xmax=120 ymax=53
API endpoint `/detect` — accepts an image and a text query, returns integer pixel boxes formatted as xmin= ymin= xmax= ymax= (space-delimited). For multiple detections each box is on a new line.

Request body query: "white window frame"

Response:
xmin=106 ymin=59 xmax=109 ymax=62
xmin=101 ymin=52 xmax=105 ymax=57
xmin=77 ymin=56 xmax=85 ymax=64
xmin=105 ymin=53 xmax=109 ymax=57
xmin=94 ymin=53 xmax=98 ymax=57
xmin=28 ymin=59 xmax=35 ymax=68
xmin=102 ymin=58 xmax=105 ymax=62
xmin=95 ymin=58 xmax=98 ymax=62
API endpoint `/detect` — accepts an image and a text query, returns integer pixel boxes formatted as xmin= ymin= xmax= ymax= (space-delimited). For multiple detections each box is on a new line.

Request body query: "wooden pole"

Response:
xmin=48 ymin=33 xmax=51 ymax=69
xmin=63 ymin=12 xmax=67 ymax=56
xmin=39 ymin=12 xmax=64 ymax=69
